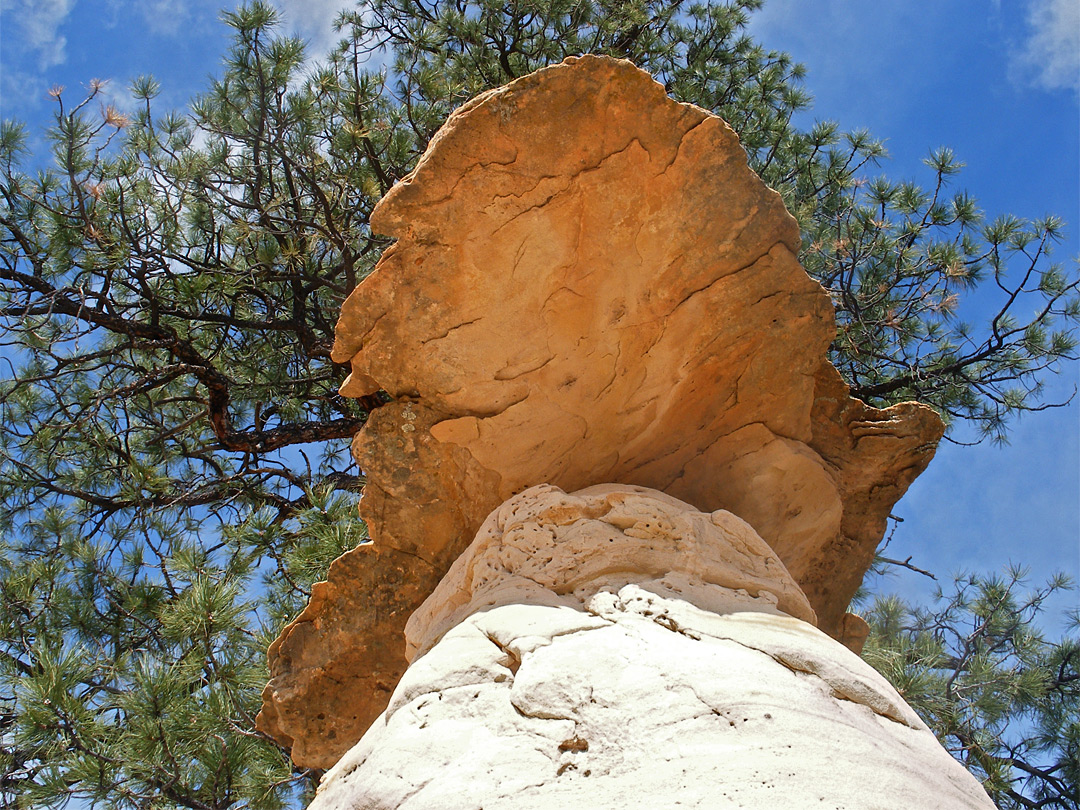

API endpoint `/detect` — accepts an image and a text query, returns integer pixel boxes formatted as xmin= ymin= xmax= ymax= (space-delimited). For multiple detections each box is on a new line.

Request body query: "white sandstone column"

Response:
xmin=309 ymin=484 xmax=994 ymax=810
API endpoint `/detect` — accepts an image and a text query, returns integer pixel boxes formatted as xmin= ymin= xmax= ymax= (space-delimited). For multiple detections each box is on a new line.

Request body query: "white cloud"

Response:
xmin=133 ymin=0 xmax=191 ymax=37
xmin=99 ymin=78 xmax=139 ymax=115
xmin=0 ymin=64 xmax=49 ymax=113
xmin=1013 ymin=0 xmax=1080 ymax=92
xmin=2 ymin=0 xmax=77 ymax=67
xmin=272 ymin=0 xmax=355 ymax=60
xmin=746 ymin=0 xmax=951 ymax=132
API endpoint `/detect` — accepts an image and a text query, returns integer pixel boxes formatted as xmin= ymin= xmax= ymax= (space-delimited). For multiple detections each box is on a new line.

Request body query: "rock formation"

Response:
xmin=258 ymin=54 xmax=946 ymax=772
xmin=308 ymin=485 xmax=994 ymax=810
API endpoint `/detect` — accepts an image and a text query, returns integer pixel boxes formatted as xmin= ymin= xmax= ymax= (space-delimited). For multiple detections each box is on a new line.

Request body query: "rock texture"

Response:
xmin=258 ymin=55 xmax=945 ymax=768
xmin=308 ymin=486 xmax=993 ymax=810
xmin=404 ymin=483 xmax=818 ymax=662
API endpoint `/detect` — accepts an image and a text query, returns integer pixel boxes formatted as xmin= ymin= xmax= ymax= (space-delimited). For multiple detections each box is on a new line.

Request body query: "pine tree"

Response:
xmin=1 ymin=2 xmax=1076 ymax=807
xmin=862 ymin=570 xmax=1078 ymax=809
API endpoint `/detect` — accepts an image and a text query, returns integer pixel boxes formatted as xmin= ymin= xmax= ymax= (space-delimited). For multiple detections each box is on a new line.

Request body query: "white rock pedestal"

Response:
xmin=309 ymin=485 xmax=994 ymax=810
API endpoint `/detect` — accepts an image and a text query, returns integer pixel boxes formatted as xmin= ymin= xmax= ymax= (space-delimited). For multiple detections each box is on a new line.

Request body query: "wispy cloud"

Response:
xmin=132 ymin=0 xmax=191 ymax=37
xmin=746 ymin=0 xmax=951 ymax=132
xmin=273 ymin=0 xmax=354 ymax=60
xmin=0 ymin=65 xmax=49 ymax=114
xmin=2 ymin=0 xmax=77 ymax=68
xmin=98 ymin=78 xmax=140 ymax=116
xmin=1012 ymin=0 xmax=1080 ymax=93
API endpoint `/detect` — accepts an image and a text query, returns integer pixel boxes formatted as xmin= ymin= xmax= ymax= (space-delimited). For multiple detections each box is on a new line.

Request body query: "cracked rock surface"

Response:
xmin=308 ymin=486 xmax=992 ymax=810
xmin=258 ymin=55 xmax=945 ymax=768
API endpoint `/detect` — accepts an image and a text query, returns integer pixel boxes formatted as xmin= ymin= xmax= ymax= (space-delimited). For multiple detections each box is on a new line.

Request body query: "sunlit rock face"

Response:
xmin=257 ymin=54 xmax=944 ymax=769
xmin=308 ymin=485 xmax=993 ymax=810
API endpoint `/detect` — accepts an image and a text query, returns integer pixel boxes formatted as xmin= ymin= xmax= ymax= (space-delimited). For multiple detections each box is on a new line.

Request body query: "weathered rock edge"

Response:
xmin=307 ymin=485 xmax=993 ymax=810
xmin=257 ymin=55 xmax=945 ymax=769
xmin=404 ymin=483 xmax=818 ymax=661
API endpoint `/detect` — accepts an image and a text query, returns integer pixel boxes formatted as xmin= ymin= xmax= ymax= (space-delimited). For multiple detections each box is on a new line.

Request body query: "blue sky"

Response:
xmin=1 ymin=0 xmax=1078 ymax=628
xmin=749 ymin=0 xmax=1080 ymax=627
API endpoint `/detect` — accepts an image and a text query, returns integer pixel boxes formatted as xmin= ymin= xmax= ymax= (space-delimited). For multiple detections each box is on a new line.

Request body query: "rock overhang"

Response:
xmin=257 ymin=54 xmax=945 ymax=769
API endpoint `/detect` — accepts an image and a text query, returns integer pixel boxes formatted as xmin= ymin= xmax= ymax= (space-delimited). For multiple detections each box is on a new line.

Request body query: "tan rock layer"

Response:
xmin=257 ymin=55 xmax=944 ymax=768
